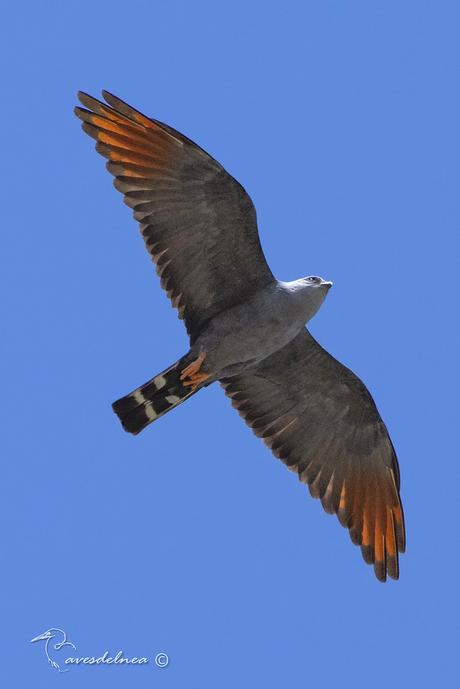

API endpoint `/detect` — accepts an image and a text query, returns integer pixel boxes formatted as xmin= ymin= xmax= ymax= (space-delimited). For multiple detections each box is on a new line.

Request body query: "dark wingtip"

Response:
xmin=360 ymin=544 xmax=374 ymax=565
xmin=386 ymin=555 xmax=400 ymax=581
xmin=102 ymin=89 xmax=118 ymax=103
xmin=374 ymin=560 xmax=387 ymax=583
xmin=77 ymin=91 xmax=105 ymax=112
xmin=77 ymin=90 xmax=91 ymax=105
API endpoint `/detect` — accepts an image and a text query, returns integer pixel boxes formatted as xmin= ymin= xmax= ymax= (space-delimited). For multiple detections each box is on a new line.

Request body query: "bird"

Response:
xmin=30 ymin=628 xmax=76 ymax=672
xmin=74 ymin=90 xmax=405 ymax=582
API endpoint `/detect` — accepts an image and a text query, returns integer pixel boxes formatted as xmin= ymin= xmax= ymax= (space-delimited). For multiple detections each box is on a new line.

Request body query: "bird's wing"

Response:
xmin=221 ymin=329 xmax=405 ymax=582
xmin=75 ymin=91 xmax=275 ymax=342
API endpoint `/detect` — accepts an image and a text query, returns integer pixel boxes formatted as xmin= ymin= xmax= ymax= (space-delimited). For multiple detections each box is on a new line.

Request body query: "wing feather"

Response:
xmin=75 ymin=90 xmax=274 ymax=341
xmin=221 ymin=329 xmax=405 ymax=582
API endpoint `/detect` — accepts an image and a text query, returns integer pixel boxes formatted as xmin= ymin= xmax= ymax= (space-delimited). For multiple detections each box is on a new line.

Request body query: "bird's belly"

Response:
xmin=193 ymin=293 xmax=305 ymax=378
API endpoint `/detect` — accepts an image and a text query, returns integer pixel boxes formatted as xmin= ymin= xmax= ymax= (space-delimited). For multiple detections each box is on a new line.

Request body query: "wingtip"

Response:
xmin=101 ymin=88 xmax=116 ymax=102
xmin=374 ymin=560 xmax=387 ymax=583
xmin=102 ymin=89 xmax=130 ymax=112
xmin=77 ymin=90 xmax=90 ymax=105
xmin=360 ymin=544 xmax=374 ymax=565
xmin=77 ymin=89 xmax=111 ymax=104
xmin=387 ymin=558 xmax=400 ymax=581
xmin=77 ymin=90 xmax=106 ymax=112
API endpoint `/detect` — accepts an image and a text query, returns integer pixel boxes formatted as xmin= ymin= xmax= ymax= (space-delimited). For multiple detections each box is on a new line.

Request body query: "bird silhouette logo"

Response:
xmin=30 ymin=628 xmax=76 ymax=672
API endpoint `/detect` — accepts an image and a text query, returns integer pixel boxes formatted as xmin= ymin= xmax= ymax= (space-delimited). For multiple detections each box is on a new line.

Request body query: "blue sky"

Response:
xmin=2 ymin=1 xmax=459 ymax=687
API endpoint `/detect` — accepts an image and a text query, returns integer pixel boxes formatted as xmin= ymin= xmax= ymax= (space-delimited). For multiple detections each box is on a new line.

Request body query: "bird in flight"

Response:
xmin=75 ymin=91 xmax=405 ymax=582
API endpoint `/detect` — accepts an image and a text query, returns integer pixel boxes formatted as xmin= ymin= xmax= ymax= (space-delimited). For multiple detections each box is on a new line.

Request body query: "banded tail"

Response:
xmin=112 ymin=355 xmax=204 ymax=435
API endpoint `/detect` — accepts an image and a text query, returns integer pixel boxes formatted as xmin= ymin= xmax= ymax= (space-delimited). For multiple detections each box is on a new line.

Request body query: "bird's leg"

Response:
xmin=182 ymin=371 xmax=210 ymax=389
xmin=180 ymin=352 xmax=209 ymax=390
xmin=181 ymin=351 xmax=206 ymax=379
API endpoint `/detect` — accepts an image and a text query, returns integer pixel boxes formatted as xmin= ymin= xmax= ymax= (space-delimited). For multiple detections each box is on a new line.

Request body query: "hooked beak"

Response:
xmin=322 ymin=280 xmax=333 ymax=289
xmin=30 ymin=631 xmax=51 ymax=643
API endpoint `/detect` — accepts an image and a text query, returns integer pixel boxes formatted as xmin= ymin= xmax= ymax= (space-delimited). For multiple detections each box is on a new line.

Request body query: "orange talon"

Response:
xmin=180 ymin=351 xmax=206 ymax=380
xmin=182 ymin=371 xmax=210 ymax=390
xmin=180 ymin=352 xmax=209 ymax=390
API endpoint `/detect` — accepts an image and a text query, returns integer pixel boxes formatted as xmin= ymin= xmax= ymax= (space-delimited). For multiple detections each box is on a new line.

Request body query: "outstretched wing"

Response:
xmin=221 ymin=329 xmax=405 ymax=582
xmin=75 ymin=91 xmax=275 ymax=342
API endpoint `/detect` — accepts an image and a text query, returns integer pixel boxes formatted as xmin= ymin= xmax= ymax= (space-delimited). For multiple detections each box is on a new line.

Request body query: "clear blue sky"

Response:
xmin=2 ymin=1 xmax=459 ymax=687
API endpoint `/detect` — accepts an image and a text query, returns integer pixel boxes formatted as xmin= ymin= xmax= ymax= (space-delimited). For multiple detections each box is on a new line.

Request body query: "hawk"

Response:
xmin=75 ymin=91 xmax=405 ymax=582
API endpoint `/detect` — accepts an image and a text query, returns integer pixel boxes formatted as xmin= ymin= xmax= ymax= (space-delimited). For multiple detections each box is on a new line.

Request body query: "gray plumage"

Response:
xmin=75 ymin=90 xmax=405 ymax=582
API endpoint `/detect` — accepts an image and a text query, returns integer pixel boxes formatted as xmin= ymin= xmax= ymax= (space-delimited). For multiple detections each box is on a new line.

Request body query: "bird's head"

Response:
xmin=300 ymin=275 xmax=333 ymax=290
xmin=31 ymin=629 xmax=55 ymax=643
xmin=301 ymin=275 xmax=333 ymax=303
xmin=30 ymin=628 xmax=67 ymax=646
xmin=290 ymin=275 xmax=333 ymax=322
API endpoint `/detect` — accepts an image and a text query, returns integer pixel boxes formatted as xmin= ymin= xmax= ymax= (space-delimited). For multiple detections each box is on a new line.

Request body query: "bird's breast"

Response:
xmin=193 ymin=285 xmax=306 ymax=378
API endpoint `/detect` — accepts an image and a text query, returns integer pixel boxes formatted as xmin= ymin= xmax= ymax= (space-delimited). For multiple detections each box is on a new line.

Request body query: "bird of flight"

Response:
xmin=75 ymin=91 xmax=405 ymax=582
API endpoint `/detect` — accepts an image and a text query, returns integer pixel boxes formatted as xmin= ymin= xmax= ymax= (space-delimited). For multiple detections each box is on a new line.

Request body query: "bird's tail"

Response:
xmin=112 ymin=355 xmax=204 ymax=435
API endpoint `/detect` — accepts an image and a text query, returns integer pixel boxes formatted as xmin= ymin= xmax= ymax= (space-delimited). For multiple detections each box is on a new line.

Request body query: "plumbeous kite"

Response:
xmin=75 ymin=91 xmax=405 ymax=582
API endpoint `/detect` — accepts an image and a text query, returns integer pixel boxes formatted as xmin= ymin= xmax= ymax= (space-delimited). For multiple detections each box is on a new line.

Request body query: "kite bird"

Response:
xmin=75 ymin=91 xmax=405 ymax=582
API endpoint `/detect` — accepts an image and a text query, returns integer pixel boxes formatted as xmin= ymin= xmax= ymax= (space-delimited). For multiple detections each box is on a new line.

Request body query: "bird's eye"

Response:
xmin=307 ymin=276 xmax=321 ymax=283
